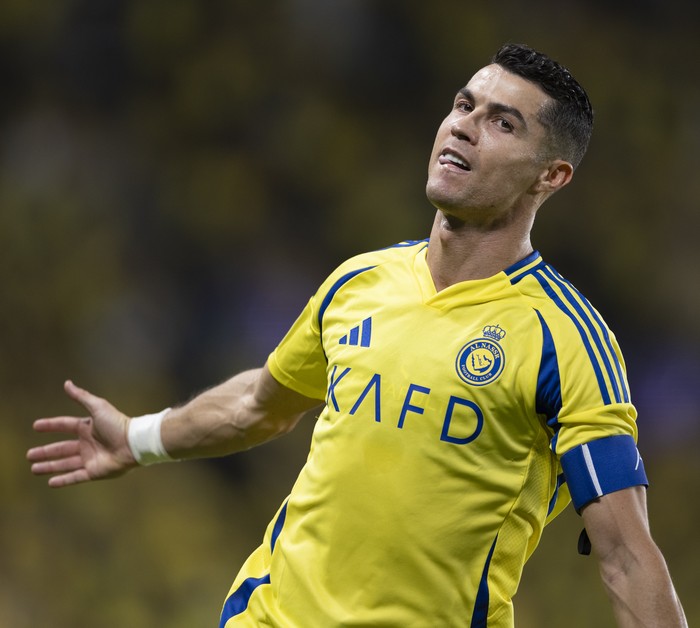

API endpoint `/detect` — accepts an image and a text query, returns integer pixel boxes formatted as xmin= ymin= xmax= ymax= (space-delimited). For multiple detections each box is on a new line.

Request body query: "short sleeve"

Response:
xmin=268 ymin=295 xmax=328 ymax=400
xmin=534 ymin=304 xmax=646 ymax=511
xmin=267 ymin=250 xmax=385 ymax=401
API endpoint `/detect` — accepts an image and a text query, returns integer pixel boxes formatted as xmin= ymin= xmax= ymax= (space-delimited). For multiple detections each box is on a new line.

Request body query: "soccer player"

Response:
xmin=28 ymin=44 xmax=687 ymax=627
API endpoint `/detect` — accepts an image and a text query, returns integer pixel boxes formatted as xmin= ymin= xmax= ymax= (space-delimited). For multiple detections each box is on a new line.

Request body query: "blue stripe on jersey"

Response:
xmin=504 ymin=250 xmax=542 ymax=282
xmin=534 ymin=310 xmax=562 ymax=426
xmin=219 ymin=575 xmax=271 ymax=627
xmin=527 ymin=269 xmax=611 ymax=405
xmin=471 ymin=535 xmax=497 ymax=628
xmin=381 ymin=238 xmax=429 ymax=249
xmin=560 ymin=435 xmax=648 ymax=511
xmin=317 ymin=266 xmax=376 ymax=334
xmin=547 ymin=473 xmax=566 ymax=516
xmin=509 ymin=259 xmax=630 ymax=407
xmin=219 ymin=502 xmax=289 ymax=627
xmin=270 ymin=501 xmax=288 ymax=553
xmin=539 ymin=265 xmax=626 ymax=404
xmin=546 ymin=269 xmax=630 ymax=404
xmin=360 ymin=316 xmax=372 ymax=347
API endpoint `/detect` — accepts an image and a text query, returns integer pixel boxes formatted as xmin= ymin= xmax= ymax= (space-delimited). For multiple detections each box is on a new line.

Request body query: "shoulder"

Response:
xmin=304 ymin=239 xmax=427 ymax=330
xmin=318 ymin=239 xmax=428 ymax=292
xmin=509 ymin=253 xmax=631 ymax=406
xmin=506 ymin=253 xmax=612 ymax=335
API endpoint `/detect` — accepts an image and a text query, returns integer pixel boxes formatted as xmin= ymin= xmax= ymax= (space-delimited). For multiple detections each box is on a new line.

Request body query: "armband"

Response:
xmin=560 ymin=434 xmax=648 ymax=512
xmin=127 ymin=408 xmax=175 ymax=465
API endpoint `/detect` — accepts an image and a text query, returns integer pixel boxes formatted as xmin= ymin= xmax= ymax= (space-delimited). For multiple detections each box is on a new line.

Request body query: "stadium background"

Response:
xmin=3 ymin=1 xmax=698 ymax=625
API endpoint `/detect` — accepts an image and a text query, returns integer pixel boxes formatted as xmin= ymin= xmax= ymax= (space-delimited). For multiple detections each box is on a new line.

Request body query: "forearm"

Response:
xmin=160 ymin=369 xmax=260 ymax=459
xmin=156 ymin=365 xmax=319 ymax=461
xmin=599 ymin=542 xmax=686 ymax=628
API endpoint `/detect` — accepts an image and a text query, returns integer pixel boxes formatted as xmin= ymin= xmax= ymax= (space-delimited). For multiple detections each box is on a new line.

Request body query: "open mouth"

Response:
xmin=439 ymin=150 xmax=471 ymax=171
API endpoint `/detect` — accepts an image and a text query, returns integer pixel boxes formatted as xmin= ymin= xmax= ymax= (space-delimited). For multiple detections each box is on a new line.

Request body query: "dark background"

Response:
xmin=5 ymin=1 xmax=698 ymax=625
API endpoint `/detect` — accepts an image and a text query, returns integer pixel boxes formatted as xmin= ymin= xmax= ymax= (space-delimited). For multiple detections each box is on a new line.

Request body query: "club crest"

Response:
xmin=455 ymin=325 xmax=506 ymax=386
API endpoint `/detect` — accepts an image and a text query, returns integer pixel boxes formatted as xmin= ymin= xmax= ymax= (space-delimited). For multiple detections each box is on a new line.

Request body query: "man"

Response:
xmin=28 ymin=44 xmax=686 ymax=627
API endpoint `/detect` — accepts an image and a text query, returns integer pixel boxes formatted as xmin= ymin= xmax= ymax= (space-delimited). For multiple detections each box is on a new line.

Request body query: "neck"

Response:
xmin=425 ymin=210 xmax=535 ymax=291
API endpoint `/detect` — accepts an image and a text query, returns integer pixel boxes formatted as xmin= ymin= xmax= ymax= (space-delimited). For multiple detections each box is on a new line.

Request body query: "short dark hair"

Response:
xmin=492 ymin=43 xmax=593 ymax=169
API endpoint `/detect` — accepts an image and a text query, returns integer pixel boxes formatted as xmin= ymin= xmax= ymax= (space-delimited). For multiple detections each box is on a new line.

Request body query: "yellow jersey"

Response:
xmin=220 ymin=241 xmax=647 ymax=627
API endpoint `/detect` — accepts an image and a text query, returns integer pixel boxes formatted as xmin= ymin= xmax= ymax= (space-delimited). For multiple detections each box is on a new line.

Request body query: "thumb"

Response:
xmin=64 ymin=380 xmax=104 ymax=416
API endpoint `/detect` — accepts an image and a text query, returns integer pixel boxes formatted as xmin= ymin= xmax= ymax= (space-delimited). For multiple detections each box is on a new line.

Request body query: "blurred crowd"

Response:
xmin=3 ymin=1 xmax=698 ymax=626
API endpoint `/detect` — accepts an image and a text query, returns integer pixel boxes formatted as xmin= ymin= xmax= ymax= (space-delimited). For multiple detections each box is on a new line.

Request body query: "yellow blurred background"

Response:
xmin=4 ymin=1 xmax=698 ymax=626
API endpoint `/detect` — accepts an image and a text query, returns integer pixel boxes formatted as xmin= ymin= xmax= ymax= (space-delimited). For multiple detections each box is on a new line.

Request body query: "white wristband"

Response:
xmin=127 ymin=408 xmax=174 ymax=465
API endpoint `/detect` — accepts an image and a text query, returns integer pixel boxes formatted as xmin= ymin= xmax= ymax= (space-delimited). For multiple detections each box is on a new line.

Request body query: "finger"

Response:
xmin=64 ymin=380 xmax=105 ymax=416
xmin=31 ymin=454 xmax=84 ymax=476
xmin=48 ymin=468 xmax=91 ymax=488
xmin=32 ymin=417 xmax=86 ymax=435
xmin=27 ymin=439 xmax=81 ymax=463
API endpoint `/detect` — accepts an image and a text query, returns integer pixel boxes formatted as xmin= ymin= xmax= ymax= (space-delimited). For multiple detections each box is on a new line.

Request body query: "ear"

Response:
xmin=531 ymin=160 xmax=574 ymax=196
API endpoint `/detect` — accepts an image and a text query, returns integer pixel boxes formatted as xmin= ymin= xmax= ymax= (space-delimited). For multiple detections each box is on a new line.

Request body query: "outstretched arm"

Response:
xmin=28 ymin=363 xmax=322 ymax=488
xmin=160 ymin=364 xmax=322 ymax=459
xmin=581 ymin=486 xmax=687 ymax=628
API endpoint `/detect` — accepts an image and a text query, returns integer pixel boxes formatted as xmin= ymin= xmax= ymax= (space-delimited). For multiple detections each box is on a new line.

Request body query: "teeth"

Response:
xmin=445 ymin=153 xmax=468 ymax=168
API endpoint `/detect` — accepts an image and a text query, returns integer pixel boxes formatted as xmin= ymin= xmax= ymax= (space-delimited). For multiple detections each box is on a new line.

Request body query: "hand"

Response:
xmin=27 ymin=380 xmax=138 ymax=487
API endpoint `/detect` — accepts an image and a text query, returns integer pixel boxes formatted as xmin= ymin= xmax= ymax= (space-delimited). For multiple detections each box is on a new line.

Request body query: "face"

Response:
xmin=426 ymin=64 xmax=554 ymax=221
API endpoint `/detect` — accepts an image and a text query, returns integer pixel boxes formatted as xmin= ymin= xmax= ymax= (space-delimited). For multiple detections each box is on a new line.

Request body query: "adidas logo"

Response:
xmin=339 ymin=317 xmax=373 ymax=348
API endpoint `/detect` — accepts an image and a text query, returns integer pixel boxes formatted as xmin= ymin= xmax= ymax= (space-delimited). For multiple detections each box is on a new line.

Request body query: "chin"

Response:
xmin=426 ymin=187 xmax=466 ymax=216
xmin=426 ymin=181 xmax=453 ymax=209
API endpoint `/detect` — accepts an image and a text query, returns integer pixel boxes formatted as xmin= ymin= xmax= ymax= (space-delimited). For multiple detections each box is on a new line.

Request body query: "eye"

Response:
xmin=455 ymin=99 xmax=473 ymax=113
xmin=495 ymin=117 xmax=514 ymax=132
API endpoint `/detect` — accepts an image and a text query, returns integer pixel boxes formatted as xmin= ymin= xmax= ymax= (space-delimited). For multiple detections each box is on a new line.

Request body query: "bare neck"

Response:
xmin=426 ymin=210 xmax=535 ymax=291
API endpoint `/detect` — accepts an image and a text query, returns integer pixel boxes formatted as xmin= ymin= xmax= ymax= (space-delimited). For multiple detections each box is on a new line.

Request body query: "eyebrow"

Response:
xmin=457 ymin=87 xmax=529 ymax=130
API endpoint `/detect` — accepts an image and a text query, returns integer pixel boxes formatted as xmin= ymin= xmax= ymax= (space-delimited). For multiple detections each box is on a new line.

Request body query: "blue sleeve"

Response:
xmin=560 ymin=434 xmax=648 ymax=512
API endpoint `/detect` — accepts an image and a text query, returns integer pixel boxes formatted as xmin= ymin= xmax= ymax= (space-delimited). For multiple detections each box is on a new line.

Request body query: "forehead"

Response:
xmin=462 ymin=64 xmax=551 ymax=120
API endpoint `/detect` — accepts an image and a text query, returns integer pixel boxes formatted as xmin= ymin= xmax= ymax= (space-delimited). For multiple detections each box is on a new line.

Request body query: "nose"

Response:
xmin=450 ymin=113 xmax=478 ymax=144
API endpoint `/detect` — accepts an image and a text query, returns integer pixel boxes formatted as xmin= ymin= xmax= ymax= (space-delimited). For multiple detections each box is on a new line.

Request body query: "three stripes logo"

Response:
xmin=339 ymin=317 xmax=373 ymax=348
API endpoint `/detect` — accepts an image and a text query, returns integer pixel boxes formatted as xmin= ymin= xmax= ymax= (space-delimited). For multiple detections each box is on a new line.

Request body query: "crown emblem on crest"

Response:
xmin=482 ymin=324 xmax=506 ymax=341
